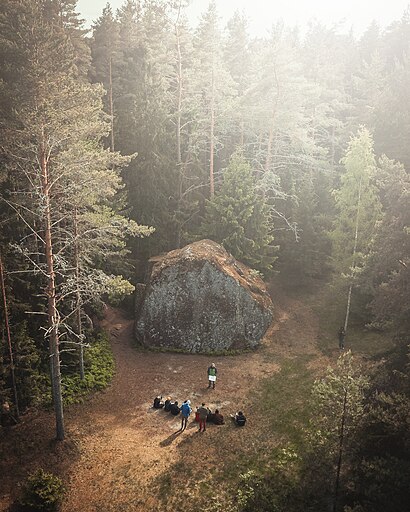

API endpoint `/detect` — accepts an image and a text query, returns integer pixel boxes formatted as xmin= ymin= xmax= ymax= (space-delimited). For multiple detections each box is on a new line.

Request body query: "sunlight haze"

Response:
xmin=78 ymin=0 xmax=410 ymax=34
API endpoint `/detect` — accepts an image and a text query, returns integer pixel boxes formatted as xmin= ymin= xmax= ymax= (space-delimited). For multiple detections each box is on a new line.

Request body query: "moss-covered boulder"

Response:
xmin=135 ymin=240 xmax=273 ymax=353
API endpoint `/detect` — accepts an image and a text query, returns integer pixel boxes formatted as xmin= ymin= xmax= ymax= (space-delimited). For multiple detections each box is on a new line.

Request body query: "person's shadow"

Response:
xmin=159 ymin=429 xmax=183 ymax=447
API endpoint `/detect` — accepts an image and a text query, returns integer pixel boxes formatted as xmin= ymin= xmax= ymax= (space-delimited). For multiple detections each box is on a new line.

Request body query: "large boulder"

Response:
xmin=135 ymin=240 xmax=274 ymax=353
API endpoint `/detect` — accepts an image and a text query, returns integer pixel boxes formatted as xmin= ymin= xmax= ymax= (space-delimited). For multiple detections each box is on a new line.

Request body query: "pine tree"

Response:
xmin=0 ymin=0 xmax=151 ymax=439
xmin=192 ymin=1 xmax=236 ymax=198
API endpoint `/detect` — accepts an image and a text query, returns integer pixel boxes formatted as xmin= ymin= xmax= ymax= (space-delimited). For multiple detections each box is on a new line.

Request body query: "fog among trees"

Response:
xmin=0 ymin=1 xmax=409 ymax=511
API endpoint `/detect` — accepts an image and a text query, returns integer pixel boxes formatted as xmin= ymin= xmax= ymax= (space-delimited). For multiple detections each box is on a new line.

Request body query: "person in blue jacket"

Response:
xmin=180 ymin=399 xmax=192 ymax=431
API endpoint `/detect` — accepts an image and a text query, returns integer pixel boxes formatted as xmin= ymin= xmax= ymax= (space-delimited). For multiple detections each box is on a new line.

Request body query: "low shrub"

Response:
xmin=19 ymin=469 xmax=65 ymax=511
xmin=61 ymin=331 xmax=115 ymax=405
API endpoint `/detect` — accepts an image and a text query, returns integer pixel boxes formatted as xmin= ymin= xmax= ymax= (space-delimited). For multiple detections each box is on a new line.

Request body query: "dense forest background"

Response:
xmin=0 ymin=1 xmax=409 ymax=511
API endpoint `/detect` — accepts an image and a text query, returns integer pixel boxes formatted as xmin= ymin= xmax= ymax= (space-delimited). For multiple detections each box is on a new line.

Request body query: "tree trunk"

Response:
xmin=175 ymin=14 xmax=182 ymax=166
xmin=73 ymin=207 xmax=85 ymax=380
xmin=240 ymin=119 xmax=244 ymax=147
xmin=175 ymin=2 xmax=184 ymax=248
xmin=40 ymin=133 xmax=65 ymax=441
xmin=331 ymin=125 xmax=336 ymax=171
xmin=0 ymin=250 xmax=19 ymax=418
xmin=333 ymin=388 xmax=348 ymax=512
xmin=265 ymin=73 xmax=280 ymax=173
xmin=344 ymin=175 xmax=363 ymax=332
xmin=109 ymin=56 xmax=115 ymax=152
xmin=265 ymin=115 xmax=275 ymax=172
xmin=209 ymin=63 xmax=215 ymax=198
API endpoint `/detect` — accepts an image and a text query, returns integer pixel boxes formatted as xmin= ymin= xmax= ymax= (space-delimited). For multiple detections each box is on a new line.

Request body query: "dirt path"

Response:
xmin=62 ymin=293 xmax=323 ymax=512
xmin=0 ymin=291 xmax=326 ymax=511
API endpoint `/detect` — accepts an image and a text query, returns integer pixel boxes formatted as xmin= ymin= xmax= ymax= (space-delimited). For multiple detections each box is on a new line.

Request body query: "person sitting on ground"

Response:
xmin=164 ymin=396 xmax=172 ymax=412
xmin=153 ymin=396 xmax=164 ymax=409
xmin=213 ymin=409 xmax=225 ymax=425
xmin=234 ymin=411 xmax=246 ymax=426
xmin=170 ymin=400 xmax=180 ymax=415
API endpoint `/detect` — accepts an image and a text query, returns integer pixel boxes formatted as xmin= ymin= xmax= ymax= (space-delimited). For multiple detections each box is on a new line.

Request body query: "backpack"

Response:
xmin=181 ymin=403 xmax=191 ymax=416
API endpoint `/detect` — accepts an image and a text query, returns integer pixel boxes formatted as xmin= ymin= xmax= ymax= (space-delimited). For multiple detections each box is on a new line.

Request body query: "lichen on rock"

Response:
xmin=135 ymin=240 xmax=273 ymax=353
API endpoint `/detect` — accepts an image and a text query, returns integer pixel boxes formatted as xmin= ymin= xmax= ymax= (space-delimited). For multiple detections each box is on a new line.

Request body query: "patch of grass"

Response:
xmin=157 ymin=472 xmax=172 ymax=502
xmin=259 ymin=355 xmax=315 ymax=448
xmin=310 ymin=284 xmax=395 ymax=359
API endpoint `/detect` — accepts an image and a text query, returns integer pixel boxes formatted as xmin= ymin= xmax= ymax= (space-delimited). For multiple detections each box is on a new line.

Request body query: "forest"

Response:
xmin=0 ymin=0 xmax=409 ymax=511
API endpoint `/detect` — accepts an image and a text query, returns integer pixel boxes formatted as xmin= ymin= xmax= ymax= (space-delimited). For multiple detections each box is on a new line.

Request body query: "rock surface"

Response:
xmin=135 ymin=240 xmax=274 ymax=353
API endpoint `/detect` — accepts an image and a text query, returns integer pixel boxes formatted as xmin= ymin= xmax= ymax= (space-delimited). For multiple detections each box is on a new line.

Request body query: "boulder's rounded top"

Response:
xmin=148 ymin=239 xmax=272 ymax=310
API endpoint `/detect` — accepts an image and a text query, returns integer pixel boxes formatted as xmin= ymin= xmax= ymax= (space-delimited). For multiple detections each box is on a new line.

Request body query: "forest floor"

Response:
xmin=0 ymin=283 xmax=348 ymax=512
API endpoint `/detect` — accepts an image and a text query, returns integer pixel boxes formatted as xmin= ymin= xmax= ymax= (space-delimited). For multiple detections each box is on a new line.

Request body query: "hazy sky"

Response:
xmin=77 ymin=0 xmax=410 ymax=35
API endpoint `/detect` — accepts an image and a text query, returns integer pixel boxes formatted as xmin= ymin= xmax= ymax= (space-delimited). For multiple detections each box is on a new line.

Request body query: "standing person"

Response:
xmin=180 ymin=400 xmax=192 ymax=431
xmin=207 ymin=362 xmax=217 ymax=389
xmin=197 ymin=403 xmax=209 ymax=432
xmin=338 ymin=326 xmax=346 ymax=350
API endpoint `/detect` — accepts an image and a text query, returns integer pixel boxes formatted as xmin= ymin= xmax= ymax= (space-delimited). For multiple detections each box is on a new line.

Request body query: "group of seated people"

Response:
xmin=153 ymin=396 xmax=246 ymax=426
xmin=153 ymin=396 xmax=181 ymax=415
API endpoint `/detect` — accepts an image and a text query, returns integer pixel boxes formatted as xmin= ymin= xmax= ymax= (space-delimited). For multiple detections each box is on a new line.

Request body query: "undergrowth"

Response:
xmin=61 ymin=332 xmax=115 ymax=405
xmin=310 ymin=283 xmax=394 ymax=358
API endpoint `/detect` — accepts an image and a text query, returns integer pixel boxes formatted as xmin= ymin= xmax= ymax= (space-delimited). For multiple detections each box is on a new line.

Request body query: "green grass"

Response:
xmin=259 ymin=355 xmax=316 ymax=448
xmin=310 ymin=283 xmax=395 ymax=359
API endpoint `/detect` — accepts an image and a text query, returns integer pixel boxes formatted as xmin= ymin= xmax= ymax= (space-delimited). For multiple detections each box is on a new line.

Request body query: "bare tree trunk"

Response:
xmin=73 ymin=207 xmax=85 ymax=380
xmin=40 ymin=132 xmax=65 ymax=441
xmin=331 ymin=125 xmax=336 ymax=172
xmin=175 ymin=4 xmax=182 ymax=166
xmin=0 ymin=250 xmax=19 ymax=418
xmin=175 ymin=1 xmax=185 ymax=248
xmin=109 ymin=57 xmax=115 ymax=152
xmin=209 ymin=64 xmax=215 ymax=199
xmin=240 ymin=119 xmax=244 ymax=147
xmin=344 ymin=175 xmax=363 ymax=332
xmin=265 ymin=69 xmax=280 ymax=173
xmin=265 ymin=116 xmax=275 ymax=172
xmin=333 ymin=388 xmax=348 ymax=512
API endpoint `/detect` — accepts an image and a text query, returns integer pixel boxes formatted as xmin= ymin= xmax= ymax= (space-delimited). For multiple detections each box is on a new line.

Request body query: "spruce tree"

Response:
xmin=201 ymin=152 xmax=276 ymax=273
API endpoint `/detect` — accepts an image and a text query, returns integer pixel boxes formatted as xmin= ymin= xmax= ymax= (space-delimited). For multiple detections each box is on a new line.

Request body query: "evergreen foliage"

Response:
xmin=20 ymin=469 xmax=65 ymax=511
xmin=0 ymin=1 xmax=410 ymax=506
xmin=201 ymin=152 xmax=277 ymax=273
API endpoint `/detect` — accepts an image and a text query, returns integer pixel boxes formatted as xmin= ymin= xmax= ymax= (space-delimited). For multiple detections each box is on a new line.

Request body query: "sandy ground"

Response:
xmin=0 ymin=290 xmax=325 ymax=511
